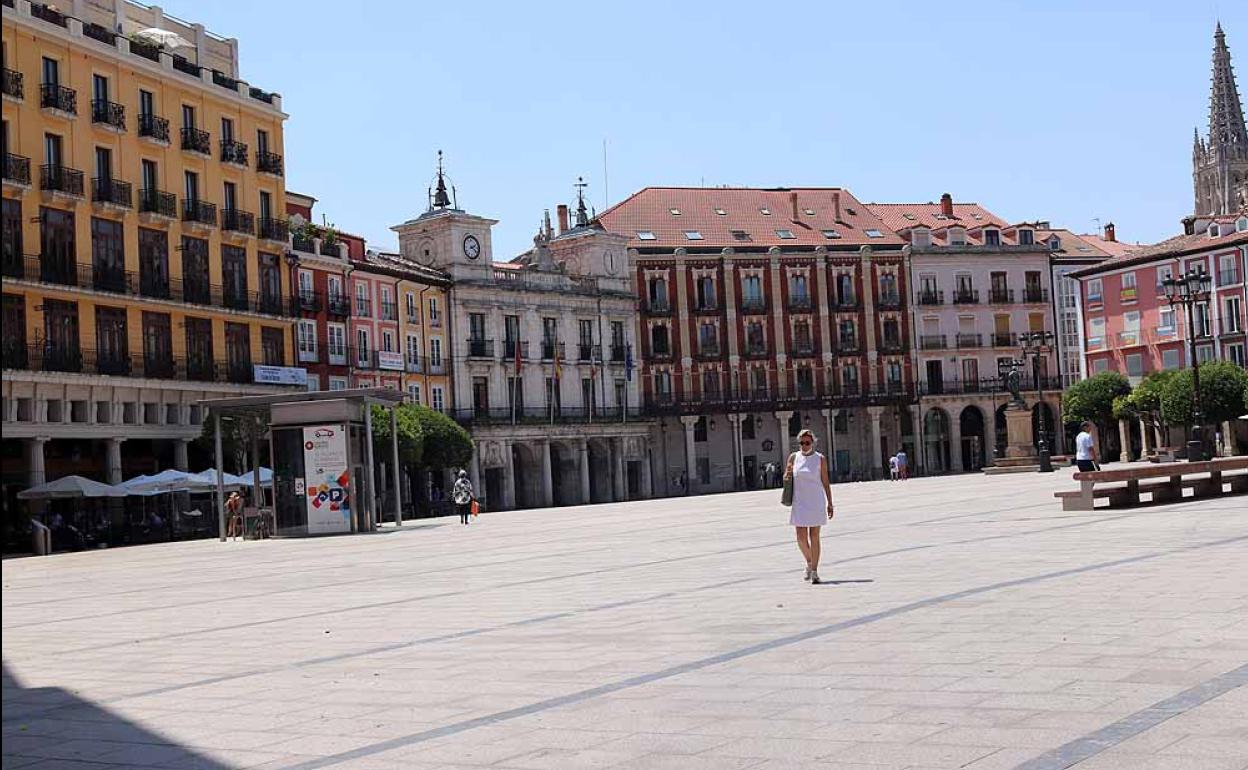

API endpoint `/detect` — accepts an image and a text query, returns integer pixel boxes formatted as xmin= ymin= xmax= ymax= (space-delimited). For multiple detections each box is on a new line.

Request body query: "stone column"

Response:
xmin=27 ymin=437 xmax=49 ymax=487
xmin=909 ymin=403 xmax=923 ymax=475
xmin=501 ymin=440 xmax=516 ymax=510
xmin=867 ymin=407 xmax=883 ymax=478
xmin=1222 ymin=420 xmax=1238 ymax=456
xmin=640 ymin=447 xmax=653 ymax=499
xmin=948 ymin=409 xmax=962 ymax=474
xmin=174 ymin=439 xmax=190 ymax=471
xmin=1139 ymin=417 xmax=1153 ymax=457
xmin=106 ymin=438 xmax=124 ymax=485
xmin=612 ymin=437 xmax=626 ymax=502
xmin=1118 ymin=417 xmax=1132 ymax=463
xmin=680 ymin=415 xmax=698 ymax=494
xmin=469 ymin=445 xmax=481 ymax=509
xmin=578 ymin=440 xmax=591 ymax=505
xmin=729 ymin=413 xmax=744 ymax=489
xmin=774 ymin=410 xmax=793 ymax=464
xmin=540 ymin=440 xmax=553 ymax=507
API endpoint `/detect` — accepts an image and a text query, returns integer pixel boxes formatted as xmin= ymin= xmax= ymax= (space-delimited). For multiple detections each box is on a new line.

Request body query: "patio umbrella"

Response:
xmin=187 ymin=469 xmax=248 ymax=491
xmin=120 ymin=469 xmax=195 ymax=495
xmin=131 ymin=27 xmax=191 ymax=49
xmin=237 ymin=467 xmax=273 ymax=485
xmin=18 ymin=475 xmax=126 ymax=499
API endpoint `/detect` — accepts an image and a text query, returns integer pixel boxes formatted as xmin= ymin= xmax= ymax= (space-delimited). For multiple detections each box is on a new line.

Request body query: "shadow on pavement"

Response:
xmin=818 ymin=578 xmax=875 ymax=585
xmin=2 ymin=661 xmax=232 ymax=768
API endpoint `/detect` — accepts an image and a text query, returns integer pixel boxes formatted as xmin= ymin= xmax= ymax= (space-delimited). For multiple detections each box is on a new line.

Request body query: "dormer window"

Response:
xmin=1208 ymin=223 xmax=1220 ymax=238
xmin=669 ymin=208 xmax=681 ymax=216
xmin=1018 ymin=229 xmax=1034 ymax=245
xmin=1237 ymin=216 xmax=1248 ymax=232
xmin=911 ymin=227 xmax=931 ymax=248
xmin=984 ymin=229 xmax=1000 ymax=246
xmin=637 ymin=231 xmax=656 ymax=240
xmin=1047 ymin=235 xmax=1060 ymax=250
xmin=948 ymin=227 xmax=966 ymax=246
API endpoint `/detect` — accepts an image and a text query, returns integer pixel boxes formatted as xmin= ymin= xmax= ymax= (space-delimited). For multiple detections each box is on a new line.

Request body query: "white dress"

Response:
xmin=788 ymin=451 xmax=827 ymax=526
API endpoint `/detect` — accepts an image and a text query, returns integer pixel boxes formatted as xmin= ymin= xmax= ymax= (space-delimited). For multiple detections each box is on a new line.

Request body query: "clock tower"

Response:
xmin=391 ymin=152 xmax=498 ymax=281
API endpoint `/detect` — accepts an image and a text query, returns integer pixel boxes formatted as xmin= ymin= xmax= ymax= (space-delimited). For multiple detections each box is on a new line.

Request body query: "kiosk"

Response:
xmin=200 ymin=389 xmax=407 ymax=538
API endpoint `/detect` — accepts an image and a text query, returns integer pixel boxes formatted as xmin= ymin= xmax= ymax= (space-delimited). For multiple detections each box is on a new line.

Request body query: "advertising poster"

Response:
xmin=303 ymin=424 xmax=351 ymax=534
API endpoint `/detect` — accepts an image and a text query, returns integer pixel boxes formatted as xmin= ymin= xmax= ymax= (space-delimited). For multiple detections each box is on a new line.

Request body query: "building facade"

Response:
xmin=1193 ymin=24 xmax=1248 ymax=218
xmin=395 ymin=178 xmax=652 ymax=511
xmin=1075 ymin=217 xmax=1248 ymax=381
xmin=866 ymin=195 xmax=1062 ymax=472
xmin=286 ymin=191 xmax=353 ymax=391
xmin=598 ymin=187 xmax=916 ymax=489
xmin=2 ymin=1 xmax=302 ymax=505
xmin=366 ymin=250 xmax=450 ymax=409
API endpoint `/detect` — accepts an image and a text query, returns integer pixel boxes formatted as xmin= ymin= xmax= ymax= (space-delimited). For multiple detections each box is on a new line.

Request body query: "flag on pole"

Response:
xmin=625 ymin=348 xmax=634 ymax=381
xmin=514 ymin=340 xmax=523 ymax=375
xmin=553 ymin=344 xmax=562 ymax=380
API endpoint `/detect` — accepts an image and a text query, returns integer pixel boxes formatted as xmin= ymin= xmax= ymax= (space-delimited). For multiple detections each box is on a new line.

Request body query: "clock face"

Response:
xmin=463 ymin=234 xmax=481 ymax=260
xmin=604 ymin=250 xmax=618 ymax=275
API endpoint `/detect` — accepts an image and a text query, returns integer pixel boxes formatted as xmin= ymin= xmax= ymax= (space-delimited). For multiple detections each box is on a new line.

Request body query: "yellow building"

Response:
xmin=367 ymin=250 xmax=452 ymax=410
xmin=2 ymin=0 xmax=303 ymax=494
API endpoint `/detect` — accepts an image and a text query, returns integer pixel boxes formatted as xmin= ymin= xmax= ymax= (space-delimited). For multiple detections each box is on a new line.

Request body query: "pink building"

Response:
xmin=348 ymin=257 xmax=403 ymax=389
xmin=1074 ymin=215 xmax=1248 ymax=382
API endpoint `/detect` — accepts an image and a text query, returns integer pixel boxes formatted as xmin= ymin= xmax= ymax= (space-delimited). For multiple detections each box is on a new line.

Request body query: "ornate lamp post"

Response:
xmin=1020 ymin=330 xmax=1056 ymax=473
xmin=1162 ymin=268 xmax=1212 ymax=462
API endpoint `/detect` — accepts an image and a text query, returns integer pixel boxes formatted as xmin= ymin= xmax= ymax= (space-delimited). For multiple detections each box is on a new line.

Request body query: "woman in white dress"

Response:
xmin=784 ymin=428 xmax=835 ymax=584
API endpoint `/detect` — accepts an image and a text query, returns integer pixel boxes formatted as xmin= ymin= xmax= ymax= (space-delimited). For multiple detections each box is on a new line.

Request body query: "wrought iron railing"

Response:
xmin=3 ymin=153 xmax=30 ymax=185
xmin=40 ymin=164 xmax=84 ymax=196
xmin=181 ymin=126 xmax=211 ymax=154
xmin=91 ymin=177 xmax=132 ymax=208
xmin=137 ymin=113 xmax=170 ymax=142
xmin=91 ymin=99 xmax=126 ymax=130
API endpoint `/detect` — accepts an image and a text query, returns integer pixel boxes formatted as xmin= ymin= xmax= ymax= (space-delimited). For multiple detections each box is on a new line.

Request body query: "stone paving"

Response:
xmin=2 ymin=467 xmax=1247 ymax=770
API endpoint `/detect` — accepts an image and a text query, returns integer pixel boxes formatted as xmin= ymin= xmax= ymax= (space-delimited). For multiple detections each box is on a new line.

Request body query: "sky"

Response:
xmin=170 ymin=0 xmax=1246 ymax=258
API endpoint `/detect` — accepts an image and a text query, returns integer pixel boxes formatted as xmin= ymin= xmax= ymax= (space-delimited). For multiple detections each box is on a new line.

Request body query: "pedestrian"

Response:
xmin=888 ymin=454 xmax=899 ymax=481
xmin=225 ymin=491 xmax=244 ymax=540
xmin=452 ymin=470 xmax=475 ymax=525
xmin=783 ymin=429 xmax=835 ymax=584
xmin=1075 ymin=421 xmax=1097 ymax=472
xmin=896 ymin=449 xmax=908 ymax=480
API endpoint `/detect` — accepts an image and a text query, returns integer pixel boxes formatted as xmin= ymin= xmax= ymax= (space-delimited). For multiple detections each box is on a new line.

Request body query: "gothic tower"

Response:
xmin=1193 ymin=23 xmax=1248 ymax=216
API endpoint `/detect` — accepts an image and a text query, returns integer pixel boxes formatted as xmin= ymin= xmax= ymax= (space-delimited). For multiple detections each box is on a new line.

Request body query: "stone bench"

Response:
xmin=1054 ymin=457 xmax=1248 ymax=511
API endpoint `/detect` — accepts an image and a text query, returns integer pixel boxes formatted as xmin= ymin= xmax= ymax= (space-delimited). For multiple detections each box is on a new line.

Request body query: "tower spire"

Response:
xmin=432 ymin=150 xmax=452 ymax=210
xmin=1208 ymin=23 xmax=1247 ymax=158
xmin=574 ymin=176 xmax=589 ymax=227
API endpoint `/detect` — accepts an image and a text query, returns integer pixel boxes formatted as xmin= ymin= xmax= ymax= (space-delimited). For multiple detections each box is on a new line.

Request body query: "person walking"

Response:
xmin=452 ymin=470 xmax=475 ymax=525
xmin=1075 ymin=422 xmax=1097 ymax=472
xmin=784 ymin=429 xmax=835 ymax=584
xmin=896 ymin=449 xmax=908 ymax=480
xmin=225 ymin=491 xmax=244 ymax=540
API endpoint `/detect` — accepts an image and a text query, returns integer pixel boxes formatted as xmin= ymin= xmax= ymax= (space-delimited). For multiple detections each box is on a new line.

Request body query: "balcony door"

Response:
xmin=960 ymin=358 xmax=978 ymax=388
xmin=91 ymin=217 xmax=124 ymax=291
xmin=926 ymin=359 xmax=944 ymax=394
xmin=43 ymin=132 xmax=62 ymax=168
xmin=258 ymin=253 xmax=281 ymax=312
xmin=185 ymin=317 xmax=214 ymax=379
xmin=39 ymin=206 xmax=74 ymax=284
xmin=222 ymin=246 xmax=248 ymax=309
xmin=95 ymin=306 xmax=128 ymax=372
xmin=42 ymin=299 xmax=79 ymax=369
xmin=142 ymin=311 xmax=172 ymax=376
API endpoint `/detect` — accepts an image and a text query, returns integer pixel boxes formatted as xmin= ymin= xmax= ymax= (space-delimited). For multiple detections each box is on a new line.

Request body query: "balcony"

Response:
xmin=880 ymin=338 xmax=906 ymax=354
xmin=91 ymin=177 xmax=132 ymax=208
xmin=137 ymin=114 xmax=170 ymax=143
xmin=991 ymin=332 xmax=1018 ymax=347
xmin=919 ymin=376 xmax=1065 ymax=397
xmin=956 ymin=332 xmax=983 ymax=349
xmin=644 ymin=298 xmax=671 ymax=316
xmin=354 ymin=298 xmax=372 ymax=318
xmin=3 ymin=153 xmax=31 ymax=186
xmin=182 ymin=199 xmax=217 ymax=228
xmin=171 ymin=55 xmax=201 ymax=77
xmin=258 ymin=292 xmax=283 ymax=316
xmin=139 ymin=188 xmax=177 ymax=218
xmin=181 ymin=126 xmax=211 ymax=155
xmin=743 ymin=344 xmax=769 ymax=360
xmin=1086 ymin=336 xmax=1105 ymax=351
xmin=577 ymin=343 xmax=601 ymax=362
xmin=454 ymin=405 xmax=644 ymax=427
xmin=832 ymin=297 xmax=860 ymax=312
xmin=256 ymin=151 xmax=284 ymax=176
xmin=610 ymin=343 xmax=630 ymax=363
xmin=877 ymin=293 xmax=902 ymax=310
xmin=1023 ymin=288 xmax=1049 ymax=303
xmin=221 ymin=208 xmax=255 ymax=236
xmin=741 ymin=298 xmax=768 ymax=315
xmin=30 ymin=3 xmax=67 ymax=27
xmin=379 ymin=301 xmax=397 ymax=321
xmin=468 ymin=338 xmax=495 ymax=358
xmin=501 ymin=340 xmax=529 ymax=360
xmin=213 ymin=71 xmax=240 ymax=91
xmin=30 ymin=344 xmax=82 ymax=373
xmin=2 ymin=340 xmax=28 ymax=370
xmin=139 ymin=269 xmax=170 ymax=300
xmin=405 ymin=354 xmax=421 ymax=373
xmin=919 ymin=334 xmax=947 ymax=350
xmin=650 ymin=344 xmax=673 ymax=360
xmin=988 ymin=288 xmax=1014 ymax=304
xmin=1119 ymin=287 xmax=1138 ymax=302
xmin=82 ymin=22 xmax=117 ymax=45
xmin=293 ymin=290 xmax=322 ymax=314
xmin=541 ymin=341 xmax=565 ymax=361
xmin=220 ymin=139 xmax=249 ymax=166
xmin=258 ymin=217 xmax=288 ymax=242
xmin=1154 ymin=325 xmax=1177 ymax=339
xmin=953 ymin=289 xmax=980 ymax=305
xmin=2 ymin=68 xmax=23 ymax=100
xmin=1218 ymin=269 xmax=1243 ymax=287
xmin=40 ymin=164 xmax=84 ymax=197
xmin=40 ymin=83 xmax=76 ymax=115
xmin=693 ymin=300 xmax=719 ymax=315
xmin=837 ymin=338 xmax=861 ymax=355
xmin=128 ymin=39 xmax=161 ymax=63
xmin=1117 ymin=330 xmax=1142 ymax=346
xmin=91 ymin=99 xmax=126 ymax=131
xmin=917 ymin=290 xmax=944 ymax=306
xmin=226 ymin=360 xmax=253 ymax=384
xmin=327 ymin=295 xmax=351 ymax=317
xmin=787 ymin=295 xmax=813 ymax=313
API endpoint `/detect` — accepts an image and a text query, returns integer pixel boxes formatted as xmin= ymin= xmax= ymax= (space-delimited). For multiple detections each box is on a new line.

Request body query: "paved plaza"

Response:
xmin=2 ymin=469 xmax=1247 ymax=770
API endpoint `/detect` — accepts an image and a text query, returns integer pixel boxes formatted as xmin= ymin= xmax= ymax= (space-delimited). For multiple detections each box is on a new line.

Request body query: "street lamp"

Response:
xmin=1162 ymin=268 xmax=1213 ymax=461
xmin=1020 ymin=330 xmax=1056 ymax=473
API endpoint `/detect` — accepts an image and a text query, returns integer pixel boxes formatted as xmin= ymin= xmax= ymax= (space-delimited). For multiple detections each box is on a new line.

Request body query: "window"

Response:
xmin=775 ymin=229 xmax=795 ymax=239
xmin=984 ymin=229 xmax=1000 ymax=246
xmin=1159 ymin=307 xmax=1176 ymax=333
xmin=223 ymin=180 xmax=237 ymax=211
xmin=220 ymin=117 xmax=234 ymax=142
xmin=297 ymin=320 xmax=317 ymax=361
xmin=44 ymin=132 xmax=62 ymax=166
xmin=1086 ymin=278 xmax=1103 ymax=302
xmin=741 ymin=415 xmax=756 ymax=440
xmin=1088 ymin=317 xmax=1106 ymax=348
xmin=356 ymin=328 xmax=370 ymax=364
xmin=842 ymin=364 xmax=859 ymax=394
xmin=759 ymin=207 xmax=771 ymax=215
xmin=95 ymin=146 xmax=112 ymax=181
xmin=327 ymin=323 xmax=346 ymax=361
xmin=329 ymin=377 xmax=348 ymax=391
xmin=821 ymin=229 xmax=841 ymax=239
xmin=261 ymin=327 xmax=284 ymax=366
xmin=90 ymin=217 xmax=125 ymax=287
xmin=669 ymin=208 xmax=681 ymax=216
xmin=138 ymin=227 xmax=168 ymax=296
xmin=408 ymin=383 xmax=421 ymax=404
xmin=1018 ymin=229 xmax=1034 ymax=245
xmin=428 ymin=297 xmax=440 ymax=324
xmin=865 ymin=228 xmax=883 ymax=238
xmin=406 ymin=334 xmax=420 ymax=367
xmin=382 ymin=329 xmax=395 ymax=353
xmin=184 ymin=170 xmax=198 ymax=202
xmin=95 ymin=306 xmax=128 ymax=367
xmin=259 ymin=190 xmax=272 ymax=221
xmin=683 ymin=230 xmax=703 ymax=240
xmin=694 ymin=416 xmax=708 ymax=442
xmin=429 ymin=337 xmax=442 ymax=366
xmin=181 ymin=104 xmax=195 ymax=129
xmin=731 ymin=230 xmax=751 ymax=241
xmin=42 ymin=56 xmax=59 ymax=86
xmin=742 ymin=275 xmax=763 ymax=302
xmin=141 ymin=311 xmax=171 ymax=372
xmin=1162 ymin=348 xmax=1181 ymax=369
xmin=714 ymin=207 xmax=726 ymax=215
xmin=405 ymin=292 xmax=416 ymax=320
xmin=1228 ymin=343 xmax=1246 ymax=367
xmin=221 ymin=245 xmax=247 ymax=307
xmin=1156 ymin=265 xmax=1174 ymax=289
xmin=355 ymin=282 xmax=369 ymax=315
xmin=432 ymin=386 xmax=445 ymax=411
xmin=1226 ymin=296 xmax=1243 ymax=333
xmin=257 ymin=128 xmax=270 ymax=154
xmin=1092 ymin=358 xmax=1110 ymax=374
xmin=949 ymin=227 xmax=966 ymax=245
xmin=306 ymin=374 xmax=321 ymax=392
xmin=328 ymin=275 xmax=344 ymax=303
xmin=1121 ymin=272 xmax=1137 ymax=290
xmin=1125 ymin=353 xmax=1144 ymax=379
xmin=141 ymin=159 xmax=157 ymax=194
xmin=637 ymin=231 xmax=656 ymax=240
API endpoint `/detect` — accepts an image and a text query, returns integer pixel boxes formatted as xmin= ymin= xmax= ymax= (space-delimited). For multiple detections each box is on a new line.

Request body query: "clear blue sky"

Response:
xmin=172 ymin=1 xmax=1245 ymax=257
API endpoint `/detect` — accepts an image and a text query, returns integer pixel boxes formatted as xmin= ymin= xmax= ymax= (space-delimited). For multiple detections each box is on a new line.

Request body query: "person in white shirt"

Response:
xmin=1075 ymin=422 xmax=1097 ymax=472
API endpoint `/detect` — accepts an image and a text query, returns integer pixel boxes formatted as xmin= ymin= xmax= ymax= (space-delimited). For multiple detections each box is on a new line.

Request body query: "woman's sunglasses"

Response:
xmin=799 ymin=440 xmax=813 ymax=446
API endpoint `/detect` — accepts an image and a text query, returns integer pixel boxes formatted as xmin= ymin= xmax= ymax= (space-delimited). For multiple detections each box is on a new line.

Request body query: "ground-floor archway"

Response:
xmin=959 ymin=405 xmax=987 ymax=472
xmin=924 ymin=408 xmax=951 ymax=474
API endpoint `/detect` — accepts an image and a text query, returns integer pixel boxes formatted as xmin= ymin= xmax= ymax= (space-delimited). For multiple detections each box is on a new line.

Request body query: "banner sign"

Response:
xmin=377 ymin=351 xmax=404 ymax=371
xmin=254 ymin=365 xmax=308 ymax=386
xmin=303 ymin=424 xmax=351 ymax=534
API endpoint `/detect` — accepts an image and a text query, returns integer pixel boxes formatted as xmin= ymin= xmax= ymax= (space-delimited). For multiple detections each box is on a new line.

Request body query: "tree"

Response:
xmin=1063 ymin=372 xmax=1131 ymax=461
xmin=1127 ymin=369 xmax=1177 ymax=446
xmin=1159 ymin=361 xmax=1248 ymax=428
xmin=370 ymin=404 xmax=472 ymax=472
xmin=370 ymin=404 xmax=424 ymax=467
xmin=194 ymin=411 xmax=270 ymax=473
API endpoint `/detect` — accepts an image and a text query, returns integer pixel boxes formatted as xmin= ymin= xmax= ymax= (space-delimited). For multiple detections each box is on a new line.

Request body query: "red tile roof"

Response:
xmin=1071 ymin=229 xmax=1248 ymax=277
xmin=865 ymin=202 xmax=1006 ymax=232
xmin=596 ymin=187 xmax=904 ymax=249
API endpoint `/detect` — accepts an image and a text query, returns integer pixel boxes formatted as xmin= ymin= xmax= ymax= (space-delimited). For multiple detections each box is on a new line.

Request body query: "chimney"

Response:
xmin=832 ymin=191 xmax=842 ymax=223
xmin=556 ymin=204 xmax=569 ymax=235
xmin=940 ymin=193 xmax=954 ymax=218
xmin=789 ymin=191 xmax=800 ymax=221
xmin=1103 ymin=222 xmax=1116 ymax=242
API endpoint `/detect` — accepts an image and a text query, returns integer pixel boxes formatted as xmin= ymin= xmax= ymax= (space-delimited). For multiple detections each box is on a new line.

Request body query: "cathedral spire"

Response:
xmin=1208 ymin=23 xmax=1247 ymax=158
